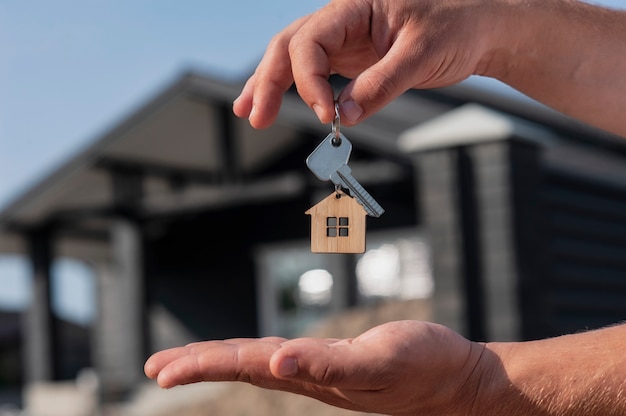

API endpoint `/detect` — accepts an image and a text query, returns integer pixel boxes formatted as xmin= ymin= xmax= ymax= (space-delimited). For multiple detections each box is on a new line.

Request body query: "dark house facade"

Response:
xmin=1 ymin=71 xmax=626 ymax=406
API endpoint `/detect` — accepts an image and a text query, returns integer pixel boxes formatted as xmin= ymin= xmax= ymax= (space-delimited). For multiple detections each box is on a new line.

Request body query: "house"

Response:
xmin=305 ymin=190 xmax=367 ymax=254
xmin=1 ymin=70 xmax=626 ymax=407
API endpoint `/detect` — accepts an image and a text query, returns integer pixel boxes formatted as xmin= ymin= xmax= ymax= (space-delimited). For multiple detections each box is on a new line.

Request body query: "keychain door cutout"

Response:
xmin=305 ymin=190 xmax=367 ymax=253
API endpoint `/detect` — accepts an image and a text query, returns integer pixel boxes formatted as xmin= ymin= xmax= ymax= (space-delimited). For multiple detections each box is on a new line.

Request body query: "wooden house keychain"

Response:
xmin=305 ymin=103 xmax=385 ymax=254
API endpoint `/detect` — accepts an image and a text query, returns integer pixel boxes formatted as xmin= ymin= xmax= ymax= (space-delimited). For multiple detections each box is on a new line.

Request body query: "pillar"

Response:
xmin=414 ymin=151 xmax=467 ymax=335
xmin=93 ymin=219 xmax=145 ymax=402
xmin=23 ymin=227 xmax=56 ymax=383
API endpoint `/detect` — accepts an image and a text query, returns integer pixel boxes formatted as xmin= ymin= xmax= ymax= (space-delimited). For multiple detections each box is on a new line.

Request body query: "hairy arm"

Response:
xmin=479 ymin=323 xmax=626 ymax=415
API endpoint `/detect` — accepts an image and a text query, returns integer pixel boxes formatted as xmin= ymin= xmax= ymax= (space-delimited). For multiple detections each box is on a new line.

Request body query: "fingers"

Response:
xmin=235 ymin=0 xmax=436 ymax=128
xmin=143 ymin=339 xmax=253 ymax=379
xmin=144 ymin=336 xmax=370 ymax=392
xmin=144 ymin=337 xmax=368 ymax=413
xmin=287 ymin=5 xmax=350 ymax=125
xmin=233 ymin=16 xmax=310 ymax=129
xmin=145 ymin=339 xmax=283 ymax=389
xmin=336 ymin=29 xmax=435 ymax=125
xmin=234 ymin=0 xmax=487 ymax=130
xmin=231 ymin=77 xmax=254 ymax=121
xmin=144 ymin=346 xmax=190 ymax=379
xmin=234 ymin=4 xmax=352 ymax=128
xmin=233 ymin=3 xmax=432 ymax=128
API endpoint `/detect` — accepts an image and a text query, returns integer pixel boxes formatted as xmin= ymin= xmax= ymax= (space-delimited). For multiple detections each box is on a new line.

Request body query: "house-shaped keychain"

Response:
xmin=305 ymin=190 xmax=367 ymax=253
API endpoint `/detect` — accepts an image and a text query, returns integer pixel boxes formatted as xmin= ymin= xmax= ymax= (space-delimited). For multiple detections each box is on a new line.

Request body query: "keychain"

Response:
xmin=305 ymin=103 xmax=384 ymax=254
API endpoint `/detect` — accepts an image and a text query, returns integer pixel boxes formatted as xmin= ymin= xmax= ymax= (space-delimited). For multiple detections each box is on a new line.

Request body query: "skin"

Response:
xmin=232 ymin=0 xmax=626 ymax=136
xmin=145 ymin=321 xmax=484 ymax=415
xmin=147 ymin=0 xmax=626 ymax=414
xmin=145 ymin=320 xmax=626 ymax=415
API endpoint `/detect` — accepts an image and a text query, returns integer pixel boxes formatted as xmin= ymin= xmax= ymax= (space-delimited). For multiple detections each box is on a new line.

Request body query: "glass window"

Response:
xmin=255 ymin=228 xmax=433 ymax=337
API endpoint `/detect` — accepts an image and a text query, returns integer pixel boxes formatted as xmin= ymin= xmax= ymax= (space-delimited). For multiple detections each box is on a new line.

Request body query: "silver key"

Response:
xmin=334 ymin=163 xmax=385 ymax=217
xmin=306 ymin=132 xmax=351 ymax=181
xmin=306 ymin=132 xmax=385 ymax=218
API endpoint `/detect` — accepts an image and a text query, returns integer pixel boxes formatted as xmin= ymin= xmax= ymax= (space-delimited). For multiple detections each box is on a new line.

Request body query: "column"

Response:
xmin=471 ymin=142 xmax=521 ymax=341
xmin=94 ymin=166 xmax=146 ymax=401
xmin=23 ymin=227 xmax=56 ymax=383
xmin=414 ymin=150 xmax=467 ymax=335
xmin=93 ymin=219 xmax=145 ymax=402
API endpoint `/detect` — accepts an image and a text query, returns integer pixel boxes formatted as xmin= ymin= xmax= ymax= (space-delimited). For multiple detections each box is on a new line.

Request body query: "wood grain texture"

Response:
xmin=305 ymin=191 xmax=367 ymax=253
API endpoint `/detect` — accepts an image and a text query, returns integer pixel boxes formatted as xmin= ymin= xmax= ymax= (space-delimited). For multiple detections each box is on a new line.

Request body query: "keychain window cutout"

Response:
xmin=326 ymin=217 xmax=349 ymax=237
xmin=306 ymin=190 xmax=366 ymax=254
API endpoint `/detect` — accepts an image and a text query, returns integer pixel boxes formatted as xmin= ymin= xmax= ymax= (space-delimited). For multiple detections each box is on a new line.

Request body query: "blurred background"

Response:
xmin=1 ymin=1 xmax=626 ymax=415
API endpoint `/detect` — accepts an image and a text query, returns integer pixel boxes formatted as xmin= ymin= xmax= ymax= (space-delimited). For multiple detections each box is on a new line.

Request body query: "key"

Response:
xmin=306 ymin=132 xmax=385 ymax=218
xmin=306 ymin=132 xmax=351 ymax=182
xmin=333 ymin=163 xmax=385 ymax=218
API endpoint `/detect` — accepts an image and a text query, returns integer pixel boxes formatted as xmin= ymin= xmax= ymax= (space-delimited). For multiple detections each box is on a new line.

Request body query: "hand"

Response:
xmin=233 ymin=0 xmax=503 ymax=129
xmin=144 ymin=320 xmax=488 ymax=415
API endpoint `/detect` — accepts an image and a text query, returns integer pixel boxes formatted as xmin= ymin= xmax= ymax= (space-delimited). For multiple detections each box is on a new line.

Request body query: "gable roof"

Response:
xmin=1 ymin=70 xmax=625 ymax=259
xmin=305 ymin=191 xmax=367 ymax=217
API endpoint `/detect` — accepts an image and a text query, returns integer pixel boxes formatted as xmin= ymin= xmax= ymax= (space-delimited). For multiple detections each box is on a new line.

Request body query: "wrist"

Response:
xmin=445 ymin=341 xmax=514 ymax=416
xmin=458 ymin=341 xmax=539 ymax=416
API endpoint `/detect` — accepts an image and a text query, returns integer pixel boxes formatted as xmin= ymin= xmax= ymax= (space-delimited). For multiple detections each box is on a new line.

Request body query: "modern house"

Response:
xmin=1 ymin=70 xmax=626 ymax=406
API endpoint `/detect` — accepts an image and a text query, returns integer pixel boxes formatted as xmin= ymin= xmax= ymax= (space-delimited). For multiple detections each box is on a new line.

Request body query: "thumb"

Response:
xmin=269 ymin=341 xmax=375 ymax=389
xmin=337 ymin=33 xmax=421 ymax=125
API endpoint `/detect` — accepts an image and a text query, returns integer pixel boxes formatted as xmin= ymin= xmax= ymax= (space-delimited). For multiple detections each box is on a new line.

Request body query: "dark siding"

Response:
xmin=513 ymin=147 xmax=626 ymax=340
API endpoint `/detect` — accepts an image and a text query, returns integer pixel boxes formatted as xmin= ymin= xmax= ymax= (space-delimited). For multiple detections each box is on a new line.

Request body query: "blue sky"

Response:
xmin=0 ymin=0 xmax=329 ymax=208
xmin=0 ymin=0 xmax=625 ymax=323
xmin=0 ymin=0 xmax=327 ymax=323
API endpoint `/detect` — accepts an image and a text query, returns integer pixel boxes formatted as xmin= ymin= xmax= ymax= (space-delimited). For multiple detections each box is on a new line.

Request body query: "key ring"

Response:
xmin=331 ymin=102 xmax=342 ymax=147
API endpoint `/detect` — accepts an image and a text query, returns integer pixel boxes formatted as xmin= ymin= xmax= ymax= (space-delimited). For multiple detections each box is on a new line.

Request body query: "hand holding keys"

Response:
xmin=306 ymin=104 xmax=385 ymax=218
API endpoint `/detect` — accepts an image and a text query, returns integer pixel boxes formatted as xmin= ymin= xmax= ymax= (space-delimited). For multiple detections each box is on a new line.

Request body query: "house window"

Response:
xmin=327 ymin=217 xmax=349 ymax=237
xmin=254 ymin=228 xmax=433 ymax=337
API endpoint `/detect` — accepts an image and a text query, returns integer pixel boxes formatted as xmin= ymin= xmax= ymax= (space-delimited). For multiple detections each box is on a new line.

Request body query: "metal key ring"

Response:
xmin=331 ymin=102 xmax=342 ymax=147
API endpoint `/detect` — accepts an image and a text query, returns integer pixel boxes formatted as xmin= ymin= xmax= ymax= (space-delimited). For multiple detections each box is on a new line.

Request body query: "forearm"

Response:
xmin=477 ymin=324 xmax=626 ymax=415
xmin=480 ymin=0 xmax=626 ymax=137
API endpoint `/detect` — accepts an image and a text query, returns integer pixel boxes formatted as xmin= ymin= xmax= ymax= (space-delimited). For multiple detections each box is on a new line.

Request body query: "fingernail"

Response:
xmin=340 ymin=99 xmax=363 ymax=123
xmin=249 ymin=104 xmax=256 ymax=120
xmin=312 ymin=104 xmax=325 ymax=122
xmin=278 ymin=357 xmax=298 ymax=377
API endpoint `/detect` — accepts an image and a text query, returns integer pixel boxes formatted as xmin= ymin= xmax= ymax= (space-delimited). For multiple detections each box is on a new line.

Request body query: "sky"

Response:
xmin=0 ymin=0 xmax=329 ymax=323
xmin=0 ymin=0 xmax=625 ymax=323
